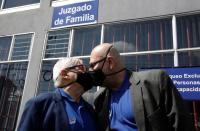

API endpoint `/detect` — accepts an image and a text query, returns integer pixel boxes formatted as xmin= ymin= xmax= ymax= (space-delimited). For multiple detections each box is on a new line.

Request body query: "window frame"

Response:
xmin=43 ymin=29 xmax=72 ymax=59
xmin=0 ymin=61 xmax=29 ymax=131
xmin=0 ymin=0 xmax=40 ymax=14
xmin=70 ymin=25 xmax=102 ymax=57
xmin=0 ymin=35 xmax=12 ymax=61
xmin=0 ymin=32 xmax=34 ymax=63
xmin=51 ymin=0 xmax=85 ymax=7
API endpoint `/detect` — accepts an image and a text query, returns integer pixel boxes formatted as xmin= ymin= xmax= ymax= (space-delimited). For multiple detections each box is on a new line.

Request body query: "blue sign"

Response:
xmin=140 ymin=67 xmax=200 ymax=100
xmin=51 ymin=0 xmax=98 ymax=28
xmin=163 ymin=67 xmax=200 ymax=100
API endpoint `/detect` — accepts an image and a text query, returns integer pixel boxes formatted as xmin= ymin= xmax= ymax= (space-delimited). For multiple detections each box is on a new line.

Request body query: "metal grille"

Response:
xmin=178 ymin=51 xmax=200 ymax=67
xmin=71 ymin=26 xmax=101 ymax=56
xmin=45 ymin=29 xmax=70 ymax=58
xmin=121 ymin=53 xmax=174 ymax=71
xmin=0 ymin=62 xmax=28 ymax=131
xmin=11 ymin=34 xmax=33 ymax=60
xmin=104 ymin=18 xmax=173 ymax=53
xmin=177 ymin=14 xmax=200 ymax=48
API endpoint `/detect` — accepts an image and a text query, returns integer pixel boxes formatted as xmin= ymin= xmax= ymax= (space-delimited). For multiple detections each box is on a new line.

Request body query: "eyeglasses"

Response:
xmin=89 ymin=57 xmax=107 ymax=69
xmin=65 ymin=64 xmax=85 ymax=71
xmin=89 ymin=45 xmax=113 ymax=69
xmin=55 ymin=64 xmax=84 ymax=81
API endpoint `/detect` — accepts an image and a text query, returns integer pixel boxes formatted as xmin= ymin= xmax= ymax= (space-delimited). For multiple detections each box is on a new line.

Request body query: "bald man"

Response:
xmin=89 ymin=43 xmax=194 ymax=131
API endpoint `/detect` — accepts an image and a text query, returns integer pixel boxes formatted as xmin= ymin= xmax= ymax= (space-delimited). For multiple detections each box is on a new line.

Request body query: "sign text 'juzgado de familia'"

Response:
xmin=51 ymin=0 xmax=98 ymax=28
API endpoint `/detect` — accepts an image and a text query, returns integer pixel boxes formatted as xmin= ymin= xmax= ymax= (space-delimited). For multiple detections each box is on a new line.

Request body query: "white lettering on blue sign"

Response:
xmin=142 ymin=67 xmax=200 ymax=100
xmin=58 ymin=4 xmax=92 ymax=15
xmin=65 ymin=14 xmax=94 ymax=24
xmin=164 ymin=67 xmax=200 ymax=100
xmin=51 ymin=0 xmax=98 ymax=28
xmin=169 ymin=74 xmax=183 ymax=79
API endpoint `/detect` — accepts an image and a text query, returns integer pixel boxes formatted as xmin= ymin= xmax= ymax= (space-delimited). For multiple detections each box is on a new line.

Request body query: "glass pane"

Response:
xmin=104 ymin=18 xmax=173 ymax=53
xmin=0 ymin=0 xmax=2 ymax=8
xmin=71 ymin=26 xmax=101 ymax=56
xmin=121 ymin=53 xmax=174 ymax=71
xmin=0 ymin=36 xmax=12 ymax=61
xmin=177 ymin=14 xmax=200 ymax=48
xmin=11 ymin=34 xmax=33 ymax=60
xmin=3 ymin=0 xmax=40 ymax=8
xmin=178 ymin=51 xmax=200 ymax=67
xmin=0 ymin=62 xmax=28 ymax=130
xmin=37 ymin=60 xmax=56 ymax=95
xmin=45 ymin=29 xmax=70 ymax=58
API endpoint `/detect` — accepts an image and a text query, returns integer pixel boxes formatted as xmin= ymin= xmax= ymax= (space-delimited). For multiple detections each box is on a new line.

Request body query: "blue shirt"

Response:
xmin=58 ymin=89 xmax=96 ymax=131
xmin=109 ymin=71 xmax=137 ymax=131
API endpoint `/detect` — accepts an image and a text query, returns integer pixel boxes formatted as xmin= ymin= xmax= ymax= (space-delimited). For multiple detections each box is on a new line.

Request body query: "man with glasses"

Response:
xmin=89 ymin=43 xmax=194 ymax=131
xmin=18 ymin=58 xmax=97 ymax=131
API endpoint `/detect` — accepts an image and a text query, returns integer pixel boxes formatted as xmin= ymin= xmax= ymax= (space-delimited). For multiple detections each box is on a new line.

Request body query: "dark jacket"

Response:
xmin=94 ymin=70 xmax=194 ymax=131
xmin=17 ymin=89 xmax=95 ymax=131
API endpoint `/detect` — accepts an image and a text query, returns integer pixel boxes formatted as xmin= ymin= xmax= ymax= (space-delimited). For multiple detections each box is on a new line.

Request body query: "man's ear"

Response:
xmin=107 ymin=56 xmax=114 ymax=70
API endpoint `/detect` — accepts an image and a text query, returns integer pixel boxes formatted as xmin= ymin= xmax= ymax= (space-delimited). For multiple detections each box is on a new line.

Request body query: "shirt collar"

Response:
xmin=58 ymin=88 xmax=84 ymax=105
xmin=58 ymin=88 xmax=74 ymax=101
xmin=114 ymin=70 xmax=130 ymax=92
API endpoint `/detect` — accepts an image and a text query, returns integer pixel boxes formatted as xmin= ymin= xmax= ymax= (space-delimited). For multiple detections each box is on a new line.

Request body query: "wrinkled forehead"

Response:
xmin=90 ymin=47 xmax=107 ymax=63
xmin=89 ymin=55 xmax=101 ymax=64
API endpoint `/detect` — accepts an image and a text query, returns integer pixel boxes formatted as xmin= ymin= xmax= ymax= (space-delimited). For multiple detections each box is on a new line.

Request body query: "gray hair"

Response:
xmin=53 ymin=57 xmax=83 ymax=87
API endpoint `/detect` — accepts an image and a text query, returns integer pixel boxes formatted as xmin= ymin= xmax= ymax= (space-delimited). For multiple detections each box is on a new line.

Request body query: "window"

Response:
xmin=177 ymin=14 xmax=200 ymax=48
xmin=71 ymin=26 xmax=101 ymax=56
xmin=0 ymin=36 xmax=12 ymax=61
xmin=11 ymin=34 xmax=33 ymax=60
xmin=104 ymin=18 xmax=173 ymax=53
xmin=178 ymin=51 xmax=200 ymax=67
xmin=0 ymin=0 xmax=2 ymax=8
xmin=37 ymin=60 xmax=56 ymax=95
xmin=0 ymin=33 xmax=33 ymax=61
xmin=38 ymin=26 xmax=100 ymax=95
xmin=45 ymin=29 xmax=70 ymax=58
xmin=121 ymin=53 xmax=174 ymax=71
xmin=1 ymin=0 xmax=40 ymax=9
xmin=176 ymin=14 xmax=200 ymax=67
xmin=0 ymin=34 xmax=31 ymax=130
xmin=0 ymin=62 xmax=28 ymax=131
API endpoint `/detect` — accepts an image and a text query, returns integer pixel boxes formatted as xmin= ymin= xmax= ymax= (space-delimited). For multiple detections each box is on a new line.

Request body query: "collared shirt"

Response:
xmin=58 ymin=89 xmax=96 ymax=131
xmin=109 ymin=71 xmax=137 ymax=131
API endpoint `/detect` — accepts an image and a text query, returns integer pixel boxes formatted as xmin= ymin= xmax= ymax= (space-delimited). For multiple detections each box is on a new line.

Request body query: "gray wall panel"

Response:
xmin=98 ymin=0 xmax=200 ymax=23
xmin=15 ymin=0 xmax=53 ymax=128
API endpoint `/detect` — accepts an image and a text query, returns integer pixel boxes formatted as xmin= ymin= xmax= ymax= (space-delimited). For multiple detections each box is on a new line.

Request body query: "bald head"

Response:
xmin=90 ymin=43 xmax=124 ymax=71
xmin=90 ymin=43 xmax=126 ymax=89
xmin=91 ymin=43 xmax=120 ymax=59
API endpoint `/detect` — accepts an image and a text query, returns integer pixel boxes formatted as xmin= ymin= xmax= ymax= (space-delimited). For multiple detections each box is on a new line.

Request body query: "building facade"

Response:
xmin=0 ymin=0 xmax=200 ymax=130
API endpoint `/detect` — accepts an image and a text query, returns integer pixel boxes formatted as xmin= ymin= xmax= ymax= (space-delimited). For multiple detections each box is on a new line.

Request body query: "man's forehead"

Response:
xmin=90 ymin=45 xmax=110 ymax=62
xmin=89 ymin=55 xmax=100 ymax=63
